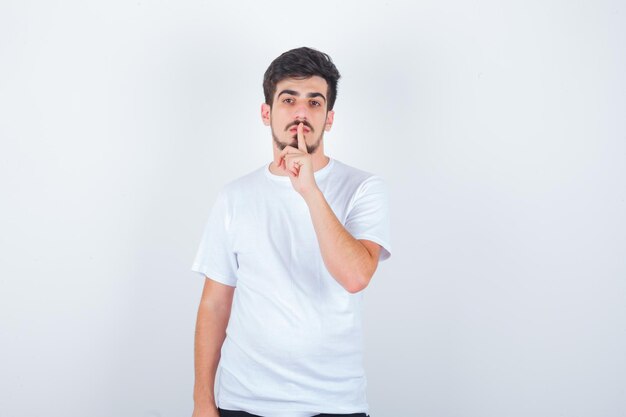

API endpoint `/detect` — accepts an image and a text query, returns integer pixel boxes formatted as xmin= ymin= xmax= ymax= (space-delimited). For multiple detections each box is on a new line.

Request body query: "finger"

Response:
xmin=283 ymin=155 xmax=299 ymax=174
xmin=277 ymin=147 xmax=295 ymax=171
xmin=281 ymin=156 xmax=298 ymax=174
xmin=279 ymin=145 xmax=301 ymax=158
xmin=275 ymin=154 xmax=283 ymax=171
xmin=297 ymin=122 xmax=308 ymax=153
xmin=287 ymin=158 xmax=302 ymax=172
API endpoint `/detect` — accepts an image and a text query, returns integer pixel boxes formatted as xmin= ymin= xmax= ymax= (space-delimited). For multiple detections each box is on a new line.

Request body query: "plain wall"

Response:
xmin=1 ymin=1 xmax=624 ymax=416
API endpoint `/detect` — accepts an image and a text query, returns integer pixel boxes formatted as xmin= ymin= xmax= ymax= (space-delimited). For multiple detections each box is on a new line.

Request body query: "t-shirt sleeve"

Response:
xmin=344 ymin=175 xmax=392 ymax=262
xmin=190 ymin=189 xmax=238 ymax=286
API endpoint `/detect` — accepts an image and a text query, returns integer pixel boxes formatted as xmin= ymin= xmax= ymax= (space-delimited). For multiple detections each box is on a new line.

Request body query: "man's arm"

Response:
xmin=277 ymin=123 xmax=383 ymax=294
xmin=192 ymin=277 xmax=235 ymax=417
xmin=304 ymin=189 xmax=381 ymax=293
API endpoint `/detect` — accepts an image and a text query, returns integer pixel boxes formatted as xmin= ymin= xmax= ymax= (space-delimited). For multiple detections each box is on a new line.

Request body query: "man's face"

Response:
xmin=261 ymin=76 xmax=334 ymax=154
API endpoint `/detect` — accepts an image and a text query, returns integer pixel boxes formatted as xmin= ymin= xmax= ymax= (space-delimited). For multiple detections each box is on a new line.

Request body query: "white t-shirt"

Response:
xmin=191 ymin=158 xmax=392 ymax=417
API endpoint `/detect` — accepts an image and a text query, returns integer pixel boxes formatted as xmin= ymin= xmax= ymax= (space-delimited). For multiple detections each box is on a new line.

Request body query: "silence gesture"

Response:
xmin=277 ymin=122 xmax=319 ymax=197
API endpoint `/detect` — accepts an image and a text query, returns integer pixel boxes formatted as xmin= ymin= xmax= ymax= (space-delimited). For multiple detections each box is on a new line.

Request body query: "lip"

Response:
xmin=289 ymin=126 xmax=310 ymax=133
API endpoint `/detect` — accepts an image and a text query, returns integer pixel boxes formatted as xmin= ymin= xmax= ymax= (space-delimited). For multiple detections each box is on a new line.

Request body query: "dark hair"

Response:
xmin=263 ymin=47 xmax=341 ymax=111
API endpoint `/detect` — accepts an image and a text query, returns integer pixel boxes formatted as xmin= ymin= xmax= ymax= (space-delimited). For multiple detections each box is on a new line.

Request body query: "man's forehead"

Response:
xmin=275 ymin=76 xmax=328 ymax=94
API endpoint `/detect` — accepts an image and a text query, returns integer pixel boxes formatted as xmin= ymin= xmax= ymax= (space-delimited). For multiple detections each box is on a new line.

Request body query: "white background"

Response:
xmin=1 ymin=1 xmax=625 ymax=416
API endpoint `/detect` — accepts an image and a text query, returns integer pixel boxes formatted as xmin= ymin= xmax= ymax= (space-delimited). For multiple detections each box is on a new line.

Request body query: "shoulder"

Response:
xmin=330 ymin=159 xmax=389 ymax=194
xmin=331 ymin=159 xmax=375 ymax=181
xmin=218 ymin=164 xmax=267 ymax=199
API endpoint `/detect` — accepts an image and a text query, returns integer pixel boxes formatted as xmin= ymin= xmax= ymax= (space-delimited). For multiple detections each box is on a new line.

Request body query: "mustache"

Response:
xmin=285 ymin=120 xmax=314 ymax=132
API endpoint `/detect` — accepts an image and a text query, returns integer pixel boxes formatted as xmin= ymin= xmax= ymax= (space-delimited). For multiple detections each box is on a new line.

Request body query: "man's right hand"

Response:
xmin=192 ymin=404 xmax=220 ymax=417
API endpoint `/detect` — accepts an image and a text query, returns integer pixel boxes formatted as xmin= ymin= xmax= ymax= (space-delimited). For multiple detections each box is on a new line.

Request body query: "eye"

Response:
xmin=282 ymin=98 xmax=295 ymax=104
xmin=310 ymin=100 xmax=321 ymax=107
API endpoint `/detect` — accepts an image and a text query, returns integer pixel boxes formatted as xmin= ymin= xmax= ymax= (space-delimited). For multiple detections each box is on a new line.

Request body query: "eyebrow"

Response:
xmin=277 ymin=89 xmax=327 ymax=102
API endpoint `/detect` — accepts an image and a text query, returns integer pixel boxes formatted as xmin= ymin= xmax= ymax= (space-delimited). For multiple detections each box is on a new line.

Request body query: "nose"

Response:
xmin=293 ymin=102 xmax=309 ymax=120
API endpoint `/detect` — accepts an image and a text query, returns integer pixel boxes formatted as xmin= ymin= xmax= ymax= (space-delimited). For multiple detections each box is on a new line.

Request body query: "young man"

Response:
xmin=191 ymin=47 xmax=392 ymax=417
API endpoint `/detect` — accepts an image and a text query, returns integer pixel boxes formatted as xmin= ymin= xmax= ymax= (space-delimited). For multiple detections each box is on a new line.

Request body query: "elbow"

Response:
xmin=344 ymin=242 xmax=381 ymax=294
xmin=344 ymin=272 xmax=373 ymax=294
xmin=343 ymin=258 xmax=378 ymax=294
xmin=345 ymin=283 xmax=367 ymax=294
xmin=330 ymin=247 xmax=379 ymax=294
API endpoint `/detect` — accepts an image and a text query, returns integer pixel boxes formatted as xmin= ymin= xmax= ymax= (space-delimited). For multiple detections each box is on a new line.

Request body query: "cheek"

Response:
xmin=316 ymin=116 xmax=329 ymax=129
xmin=272 ymin=110 xmax=289 ymax=123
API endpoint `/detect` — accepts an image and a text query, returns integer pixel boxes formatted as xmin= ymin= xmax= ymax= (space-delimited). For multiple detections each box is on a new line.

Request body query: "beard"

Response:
xmin=271 ymin=126 xmax=324 ymax=154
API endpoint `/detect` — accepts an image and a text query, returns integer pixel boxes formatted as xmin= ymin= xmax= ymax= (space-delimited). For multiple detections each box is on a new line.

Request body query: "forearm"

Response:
xmin=193 ymin=301 xmax=229 ymax=409
xmin=303 ymin=188 xmax=376 ymax=293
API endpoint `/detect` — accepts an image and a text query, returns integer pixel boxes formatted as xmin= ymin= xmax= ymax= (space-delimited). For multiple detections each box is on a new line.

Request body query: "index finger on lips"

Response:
xmin=297 ymin=123 xmax=308 ymax=153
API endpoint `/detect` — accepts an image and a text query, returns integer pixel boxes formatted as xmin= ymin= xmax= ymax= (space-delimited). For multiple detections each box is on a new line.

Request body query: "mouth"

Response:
xmin=289 ymin=125 xmax=311 ymax=133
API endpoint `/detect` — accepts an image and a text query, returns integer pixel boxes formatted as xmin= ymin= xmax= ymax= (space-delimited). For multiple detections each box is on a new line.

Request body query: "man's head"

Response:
xmin=263 ymin=47 xmax=341 ymax=111
xmin=261 ymin=47 xmax=341 ymax=154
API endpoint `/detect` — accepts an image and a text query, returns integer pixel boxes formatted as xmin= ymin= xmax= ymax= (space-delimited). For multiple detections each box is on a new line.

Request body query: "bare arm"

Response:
xmin=192 ymin=277 xmax=235 ymax=417
xmin=303 ymin=189 xmax=381 ymax=293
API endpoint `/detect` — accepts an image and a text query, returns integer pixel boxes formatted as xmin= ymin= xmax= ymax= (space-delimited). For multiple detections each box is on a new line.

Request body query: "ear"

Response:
xmin=324 ymin=110 xmax=335 ymax=131
xmin=261 ymin=103 xmax=271 ymax=126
